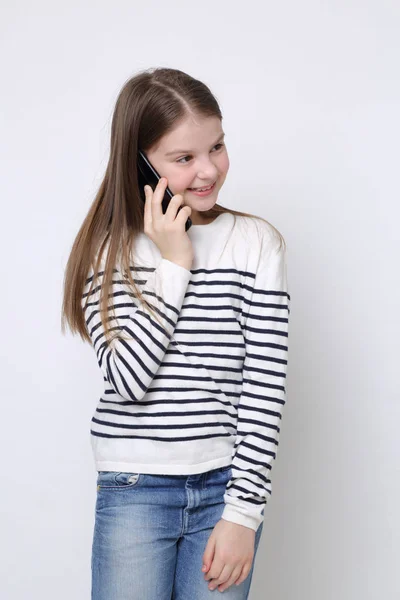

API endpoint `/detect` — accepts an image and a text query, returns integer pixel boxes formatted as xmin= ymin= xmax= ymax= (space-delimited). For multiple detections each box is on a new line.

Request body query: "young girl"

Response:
xmin=62 ymin=67 xmax=290 ymax=599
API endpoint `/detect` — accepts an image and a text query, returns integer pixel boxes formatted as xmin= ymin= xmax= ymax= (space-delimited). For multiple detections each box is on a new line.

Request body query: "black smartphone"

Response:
xmin=137 ymin=150 xmax=192 ymax=232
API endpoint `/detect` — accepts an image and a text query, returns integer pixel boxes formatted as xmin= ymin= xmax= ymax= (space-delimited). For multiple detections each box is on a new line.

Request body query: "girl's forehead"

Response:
xmin=157 ymin=117 xmax=224 ymax=154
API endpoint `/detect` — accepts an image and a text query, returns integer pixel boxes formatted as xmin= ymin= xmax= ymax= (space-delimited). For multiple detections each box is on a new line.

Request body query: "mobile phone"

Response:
xmin=137 ymin=150 xmax=192 ymax=232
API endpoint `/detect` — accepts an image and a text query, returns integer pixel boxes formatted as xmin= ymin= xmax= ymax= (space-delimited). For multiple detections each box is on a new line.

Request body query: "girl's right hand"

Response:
xmin=143 ymin=177 xmax=194 ymax=271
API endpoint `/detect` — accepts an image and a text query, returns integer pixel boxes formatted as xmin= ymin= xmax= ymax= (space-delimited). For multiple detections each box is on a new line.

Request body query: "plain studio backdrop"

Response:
xmin=1 ymin=1 xmax=399 ymax=599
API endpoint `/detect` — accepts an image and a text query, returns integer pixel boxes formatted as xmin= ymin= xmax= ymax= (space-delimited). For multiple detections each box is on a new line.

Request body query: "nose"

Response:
xmin=195 ymin=156 xmax=219 ymax=181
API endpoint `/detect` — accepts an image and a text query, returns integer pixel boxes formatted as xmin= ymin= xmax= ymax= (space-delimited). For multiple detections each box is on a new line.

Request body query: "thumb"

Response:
xmin=202 ymin=535 xmax=216 ymax=572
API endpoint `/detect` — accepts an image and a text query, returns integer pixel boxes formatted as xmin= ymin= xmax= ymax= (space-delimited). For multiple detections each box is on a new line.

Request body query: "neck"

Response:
xmin=189 ymin=209 xmax=216 ymax=226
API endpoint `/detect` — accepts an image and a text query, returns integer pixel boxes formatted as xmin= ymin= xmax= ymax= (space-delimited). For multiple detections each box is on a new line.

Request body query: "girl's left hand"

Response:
xmin=202 ymin=519 xmax=256 ymax=593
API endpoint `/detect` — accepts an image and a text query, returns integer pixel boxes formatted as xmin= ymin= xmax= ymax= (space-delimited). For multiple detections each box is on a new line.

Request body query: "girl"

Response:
xmin=62 ymin=67 xmax=290 ymax=599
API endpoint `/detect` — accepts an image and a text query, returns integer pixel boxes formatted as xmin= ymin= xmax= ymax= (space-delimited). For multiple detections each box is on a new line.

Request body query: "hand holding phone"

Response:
xmin=142 ymin=176 xmax=194 ymax=271
xmin=137 ymin=150 xmax=192 ymax=232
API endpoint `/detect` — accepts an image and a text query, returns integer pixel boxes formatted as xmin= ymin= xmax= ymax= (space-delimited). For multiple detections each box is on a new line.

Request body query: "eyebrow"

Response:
xmin=165 ymin=132 xmax=225 ymax=157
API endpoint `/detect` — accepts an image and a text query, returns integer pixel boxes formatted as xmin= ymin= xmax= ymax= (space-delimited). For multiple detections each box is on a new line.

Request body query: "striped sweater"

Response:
xmin=82 ymin=212 xmax=290 ymax=532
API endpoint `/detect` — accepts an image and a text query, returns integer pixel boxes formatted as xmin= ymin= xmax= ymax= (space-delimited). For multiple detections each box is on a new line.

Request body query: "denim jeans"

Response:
xmin=91 ymin=465 xmax=264 ymax=599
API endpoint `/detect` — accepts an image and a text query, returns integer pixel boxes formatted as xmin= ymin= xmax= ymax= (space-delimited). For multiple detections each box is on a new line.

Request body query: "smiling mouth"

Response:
xmin=187 ymin=181 xmax=216 ymax=192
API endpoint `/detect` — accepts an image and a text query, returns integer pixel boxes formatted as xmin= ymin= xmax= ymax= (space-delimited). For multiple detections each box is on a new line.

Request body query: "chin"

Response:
xmin=190 ymin=201 xmax=217 ymax=213
xmin=186 ymin=192 xmax=219 ymax=207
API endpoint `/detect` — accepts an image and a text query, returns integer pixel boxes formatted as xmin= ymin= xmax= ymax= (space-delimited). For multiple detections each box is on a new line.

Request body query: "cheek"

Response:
xmin=166 ymin=155 xmax=230 ymax=194
xmin=218 ymin=153 xmax=230 ymax=176
xmin=144 ymin=156 xmax=187 ymax=192
xmin=165 ymin=168 xmax=192 ymax=194
xmin=215 ymin=157 xmax=229 ymax=187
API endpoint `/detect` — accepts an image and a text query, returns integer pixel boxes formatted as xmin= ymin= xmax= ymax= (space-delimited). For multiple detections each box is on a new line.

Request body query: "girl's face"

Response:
xmin=145 ymin=115 xmax=230 ymax=222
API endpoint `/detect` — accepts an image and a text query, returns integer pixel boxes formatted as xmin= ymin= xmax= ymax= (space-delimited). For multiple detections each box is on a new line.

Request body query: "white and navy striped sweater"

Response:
xmin=82 ymin=212 xmax=290 ymax=532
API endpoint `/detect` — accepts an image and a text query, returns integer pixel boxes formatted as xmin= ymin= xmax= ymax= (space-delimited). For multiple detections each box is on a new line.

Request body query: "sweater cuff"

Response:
xmin=221 ymin=504 xmax=264 ymax=533
xmin=155 ymin=258 xmax=192 ymax=304
xmin=161 ymin=257 xmax=192 ymax=274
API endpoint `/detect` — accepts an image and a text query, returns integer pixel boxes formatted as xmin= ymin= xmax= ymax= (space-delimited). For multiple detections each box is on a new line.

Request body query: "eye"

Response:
xmin=176 ymin=143 xmax=225 ymax=164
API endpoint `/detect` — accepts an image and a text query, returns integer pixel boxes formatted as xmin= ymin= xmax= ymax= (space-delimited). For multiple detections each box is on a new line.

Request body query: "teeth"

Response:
xmin=190 ymin=183 xmax=213 ymax=192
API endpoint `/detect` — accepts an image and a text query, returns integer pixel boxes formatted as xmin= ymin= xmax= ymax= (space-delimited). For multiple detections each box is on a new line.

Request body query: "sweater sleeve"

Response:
xmin=221 ymin=233 xmax=290 ymax=532
xmin=82 ymin=257 xmax=192 ymax=402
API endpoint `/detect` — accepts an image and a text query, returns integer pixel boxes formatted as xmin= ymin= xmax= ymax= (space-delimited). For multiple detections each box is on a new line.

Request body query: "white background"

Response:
xmin=1 ymin=1 xmax=399 ymax=598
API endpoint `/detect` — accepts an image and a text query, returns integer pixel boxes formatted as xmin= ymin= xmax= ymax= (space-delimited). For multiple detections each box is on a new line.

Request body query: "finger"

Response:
xmin=151 ymin=177 xmax=168 ymax=222
xmin=202 ymin=535 xmax=215 ymax=575
xmin=174 ymin=204 xmax=191 ymax=226
xmin=143 ymin=184 xmax=153 ymax=230
xmin=234 ymin=561 xmax=252 ymax=587
xmin=218 ymin=565 xmax=242 ymax=592
xmin=164 ymin=194 xmax=184 ymax=223
xmin=204 ymin=559 xmax=224 ymax=582
xmin=207 ymin=563 xmax=233 ymax=590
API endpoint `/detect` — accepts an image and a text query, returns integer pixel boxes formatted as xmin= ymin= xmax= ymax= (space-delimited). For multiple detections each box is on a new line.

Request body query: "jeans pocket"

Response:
xmin=97 ymin=471 xmax=141 ymax=490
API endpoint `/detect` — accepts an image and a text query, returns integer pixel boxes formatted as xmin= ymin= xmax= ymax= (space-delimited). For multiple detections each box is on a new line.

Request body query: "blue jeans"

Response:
xmin=91 ymin=465 xmax=264 ymax=599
